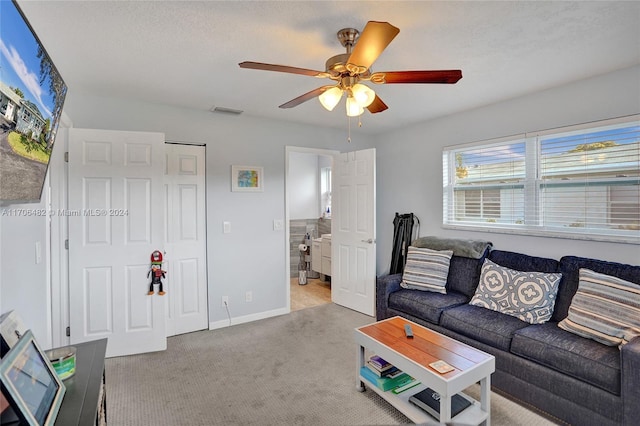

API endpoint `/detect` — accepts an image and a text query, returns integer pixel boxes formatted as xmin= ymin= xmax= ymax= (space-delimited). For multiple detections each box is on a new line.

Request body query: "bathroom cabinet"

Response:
xmin=311 ymin=238 xmax=322 ymax=273
xmin=311 ymin=235 xmax=331 ymax=277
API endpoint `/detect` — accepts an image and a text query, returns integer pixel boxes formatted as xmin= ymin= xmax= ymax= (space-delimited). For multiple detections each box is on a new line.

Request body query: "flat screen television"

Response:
xmin=0 ymin=0 xmax=67 ymax=203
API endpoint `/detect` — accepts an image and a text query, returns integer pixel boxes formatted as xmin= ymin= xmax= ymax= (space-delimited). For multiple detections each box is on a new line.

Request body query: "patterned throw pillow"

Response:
xmin=470 ymin=259 xmax=562 ymax=324
xmin=400 ymin=247 xmax=453 ymax=294
xmin=558 ymin=269 xmax=640 ymax=347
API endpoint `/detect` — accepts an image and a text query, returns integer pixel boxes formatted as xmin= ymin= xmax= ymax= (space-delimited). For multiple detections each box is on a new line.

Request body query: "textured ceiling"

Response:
xmin=16 ymin=1 xmax=640 ymax=134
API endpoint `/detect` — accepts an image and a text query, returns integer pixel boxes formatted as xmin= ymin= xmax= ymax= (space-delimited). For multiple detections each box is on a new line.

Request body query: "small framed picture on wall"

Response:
xmin=231 ymin=165 xmax=264 ymax=192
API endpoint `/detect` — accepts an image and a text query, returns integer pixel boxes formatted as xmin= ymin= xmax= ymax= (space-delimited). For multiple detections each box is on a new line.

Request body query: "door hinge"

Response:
xmin=66 ymin=326 xmax=70 ymax=337
xmin=64 ymin=152 xmax=69 ymax=163
xmin=65 ymin=239 xmax=69 ymax=250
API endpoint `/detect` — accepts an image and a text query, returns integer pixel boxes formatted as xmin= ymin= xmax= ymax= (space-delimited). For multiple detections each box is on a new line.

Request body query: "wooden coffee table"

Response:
xmin=355 ymin=316 xmax=495 ymax=425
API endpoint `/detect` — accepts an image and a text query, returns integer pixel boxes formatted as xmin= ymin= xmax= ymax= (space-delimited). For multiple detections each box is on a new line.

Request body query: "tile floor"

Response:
xmin=290 ymin=276 xmax=331 ymax=311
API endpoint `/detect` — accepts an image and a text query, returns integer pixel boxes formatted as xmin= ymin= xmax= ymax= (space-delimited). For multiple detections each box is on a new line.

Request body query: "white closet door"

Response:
xmin=164 ymin=143 xmax=208 ymax=336
xmin=68 ymin=128 xmax=166 ymax=357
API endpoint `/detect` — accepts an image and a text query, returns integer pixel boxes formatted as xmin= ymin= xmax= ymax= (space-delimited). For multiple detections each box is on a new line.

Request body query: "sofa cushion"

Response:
xmin=488 ymin=250 xmax=560 ymax=274
xmin=470 ymin=259 xmax=562 ymax=324
xmin=558 ymin=269 xmax=640 ymax=347
xmin=388 ymin=289 xmax=468 ymax=325
xmin=555 ymin=255 xmax=640 ymax=322
xmin=401 ymin=247 xmax=453 ymax=294
xmin=512 ymin=323 xmax=621 ymax=395
xmin=440 ymin=304 xmax=529 ymax=351
xmin=445 ymin=255 xmax=486 ymax=298
xmin=410 ymin=237 xmax=490 ymax=298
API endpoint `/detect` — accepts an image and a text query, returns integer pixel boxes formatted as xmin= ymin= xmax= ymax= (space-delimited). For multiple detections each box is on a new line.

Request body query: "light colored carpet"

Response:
xmin=105 ymin=303 xmax=559 ymax=425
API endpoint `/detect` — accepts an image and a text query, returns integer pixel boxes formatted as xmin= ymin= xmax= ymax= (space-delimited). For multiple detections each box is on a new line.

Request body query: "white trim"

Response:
xmin=49 ymin=113 xmax=72 ymax=348
xmin=208 ymin=307 xmax=289 ymax=330
xmin=43 ymin=176 xmax=53 ymax=349
xmin=442 ymin=223 xmax=640 ymax=245
xmin=284 ymin=146 xmax=339 ymax=314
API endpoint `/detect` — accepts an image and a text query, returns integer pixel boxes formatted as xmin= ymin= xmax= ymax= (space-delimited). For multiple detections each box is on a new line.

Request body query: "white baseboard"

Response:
xmin=209 ymin=307 xmax=289 ymax=330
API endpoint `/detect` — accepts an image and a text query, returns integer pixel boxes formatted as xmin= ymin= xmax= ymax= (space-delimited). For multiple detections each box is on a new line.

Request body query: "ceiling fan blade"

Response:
xmin=346 ymin=21 xmax=400 ymax=73
xmin=239 ymin=61 xmax=326 ymax=77
xmin=366 ymin=95 xmax=388 ymax=114
xmin=279 ymin=86 xmax=335 ymax=109
xmin=370 ymin=70 xmax=463 ymax=84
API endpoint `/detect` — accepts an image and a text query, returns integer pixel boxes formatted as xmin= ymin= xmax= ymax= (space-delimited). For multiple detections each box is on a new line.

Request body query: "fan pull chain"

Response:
xmin=347 ymin=116 xmax=352 ymax=143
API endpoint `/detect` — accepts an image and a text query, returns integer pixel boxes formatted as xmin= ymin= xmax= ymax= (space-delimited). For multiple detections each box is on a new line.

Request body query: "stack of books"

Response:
xmin=366 ymin=355 xmax=400 ymax=377
xmin=360 ymin=355 xmax=420 ymax=393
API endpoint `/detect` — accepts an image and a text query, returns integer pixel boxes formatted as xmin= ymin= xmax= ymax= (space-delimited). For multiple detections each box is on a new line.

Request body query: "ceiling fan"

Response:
xmin=239 ymin=21 xmax=462 ymax=117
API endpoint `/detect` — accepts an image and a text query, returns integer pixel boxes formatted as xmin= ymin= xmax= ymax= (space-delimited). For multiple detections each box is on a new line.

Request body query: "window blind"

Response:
xmin=444 ymin=137 xmax=527 ymax=227
xmin=537 ymin=121 xmax=640 ymax=238
xmin=442 ymin=115 xmax=639 ymax=243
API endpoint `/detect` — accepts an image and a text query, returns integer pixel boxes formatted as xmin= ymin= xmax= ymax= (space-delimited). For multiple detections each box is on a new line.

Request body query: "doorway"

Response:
xmin=285 ymin=147 xmax=337 ymax=311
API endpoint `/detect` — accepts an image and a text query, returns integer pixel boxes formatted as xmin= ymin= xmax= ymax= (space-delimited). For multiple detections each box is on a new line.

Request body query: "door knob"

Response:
xmin=361 ymin=238 xmax=375 ymax=244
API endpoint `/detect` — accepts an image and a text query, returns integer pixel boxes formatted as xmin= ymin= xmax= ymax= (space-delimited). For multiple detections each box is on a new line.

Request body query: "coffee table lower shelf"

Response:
xmin=358 ymin=376 xmax=488 ymax=425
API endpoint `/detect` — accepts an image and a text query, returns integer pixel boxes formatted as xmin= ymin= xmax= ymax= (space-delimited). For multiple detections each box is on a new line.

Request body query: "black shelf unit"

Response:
xmin=55 ymin=338 xmax=107 ymax=425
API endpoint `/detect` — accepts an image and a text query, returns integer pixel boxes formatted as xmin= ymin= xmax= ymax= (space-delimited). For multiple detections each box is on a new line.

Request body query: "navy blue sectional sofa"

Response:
xmin=376 ymin=244 xmax=640 ymax=425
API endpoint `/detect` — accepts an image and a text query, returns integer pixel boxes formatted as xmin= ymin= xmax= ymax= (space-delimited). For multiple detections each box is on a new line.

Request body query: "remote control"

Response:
xmin=404 ymin=324 xmax=414 ymax=338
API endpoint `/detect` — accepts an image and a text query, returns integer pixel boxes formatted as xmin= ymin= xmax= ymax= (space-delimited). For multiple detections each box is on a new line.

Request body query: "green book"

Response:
xmin=391 ymin=377 xmax=420 ymax=394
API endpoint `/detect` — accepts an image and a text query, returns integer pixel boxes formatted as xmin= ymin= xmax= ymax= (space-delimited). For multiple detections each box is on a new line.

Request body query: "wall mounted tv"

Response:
xmin=0 ymin=0 xmax=67 ymax=203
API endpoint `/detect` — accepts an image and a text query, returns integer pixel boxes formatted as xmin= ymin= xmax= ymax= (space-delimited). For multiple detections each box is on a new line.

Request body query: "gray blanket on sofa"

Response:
xmin=411 ymin=236 xmax=492 ymax=259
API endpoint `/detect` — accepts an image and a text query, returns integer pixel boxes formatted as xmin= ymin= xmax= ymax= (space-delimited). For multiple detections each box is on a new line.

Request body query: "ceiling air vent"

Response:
xmin=210 ymin=106 xmax=243 ymax=115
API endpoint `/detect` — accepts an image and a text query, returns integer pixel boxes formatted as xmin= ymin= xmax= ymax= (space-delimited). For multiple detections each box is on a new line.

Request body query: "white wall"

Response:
xmin=0 ymin=120 xmax=69 ymax=350
xmin=288 ymin=152 xmax=319 ymax=220
xmin=374 ymin=65 xmax=640 ymax=275
xmin=61 ymin=93 xmax=373 ymax=325
xmin=0 ymin=193 xmax=51 ymax=348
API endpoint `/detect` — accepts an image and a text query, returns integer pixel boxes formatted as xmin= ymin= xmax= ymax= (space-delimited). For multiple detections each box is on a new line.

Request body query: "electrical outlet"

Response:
xmin=245 ymin=291 xmax=253 ymax=302
xmin=273 ymin=219 xmax=283 ymax=231
xmin=221 ymin=296 xmax=229 ymax=307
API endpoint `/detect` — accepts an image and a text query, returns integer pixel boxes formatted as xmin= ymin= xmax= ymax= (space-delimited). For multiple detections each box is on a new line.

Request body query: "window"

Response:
xmin=443 ymin=115 xmax=639 ymax=243
xmin=446 ymin=138 xmax=527 ymax=226
xmin=320 ymin=166 xmax=331 ymax=217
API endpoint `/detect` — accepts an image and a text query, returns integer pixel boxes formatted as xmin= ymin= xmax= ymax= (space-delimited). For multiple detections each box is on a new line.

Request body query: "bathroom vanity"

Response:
xmin=311 ymin=234 xmax=331 ymax=278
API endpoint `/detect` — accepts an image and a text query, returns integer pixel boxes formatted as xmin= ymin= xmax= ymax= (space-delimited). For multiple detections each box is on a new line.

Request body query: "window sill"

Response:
xmin=442 ymin=223 xmax=640 ymax=245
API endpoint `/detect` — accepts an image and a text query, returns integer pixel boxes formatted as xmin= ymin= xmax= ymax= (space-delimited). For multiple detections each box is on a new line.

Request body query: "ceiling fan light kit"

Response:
xmin=345 ymin=96 xmax=364 ymax=117
xmin=318 ymin=86 xmax=343 ymax=111
xmin=351 ymin=83 xmax=375 ymax=108
xmin=239 ymin=20 xmax=462 ymax=122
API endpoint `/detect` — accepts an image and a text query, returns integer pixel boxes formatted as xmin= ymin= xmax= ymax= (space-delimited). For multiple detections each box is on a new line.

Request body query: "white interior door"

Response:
xmin=164 ymin=143 xmax=208 ymax=336
xmin=331 ymin=148 xmax=376 ymax=316
xmin=68 ymin=128 xmax=166 ymax=358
